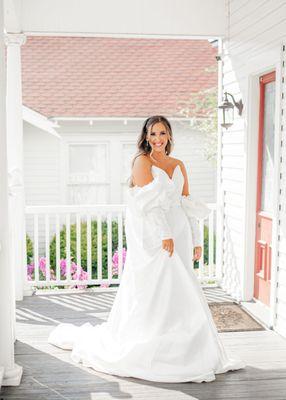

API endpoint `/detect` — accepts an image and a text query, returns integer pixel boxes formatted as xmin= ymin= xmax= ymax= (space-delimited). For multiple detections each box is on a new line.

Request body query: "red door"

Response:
xmin=254 ymin=71 xmax=276 ymax=306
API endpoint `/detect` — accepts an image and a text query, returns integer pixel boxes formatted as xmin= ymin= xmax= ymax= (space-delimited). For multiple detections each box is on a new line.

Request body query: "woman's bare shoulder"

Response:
xmin=133 ymin=154 xmax=152 ymax=170
xmin=132 ymin=154 xmax=153 ymax=187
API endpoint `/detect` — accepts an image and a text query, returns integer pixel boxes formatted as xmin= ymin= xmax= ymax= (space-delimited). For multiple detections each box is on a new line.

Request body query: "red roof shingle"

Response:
xmin=21 ymin=36 xmax=218 ymax=118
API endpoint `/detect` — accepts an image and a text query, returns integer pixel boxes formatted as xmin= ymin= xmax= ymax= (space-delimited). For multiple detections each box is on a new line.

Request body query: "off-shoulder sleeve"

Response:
xmin=181 ymin=195 xmax=211 ymax=219
xmin=129 ymin=175 xmax=173 ymax=240
xmin=188 ymin=217 xmax=202 ymax=247
xmin=181 ymin=195 xmax=211 ymax=248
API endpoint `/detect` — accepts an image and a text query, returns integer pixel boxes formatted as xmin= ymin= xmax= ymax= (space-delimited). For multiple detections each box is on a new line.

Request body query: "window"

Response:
xmin=67 ymin=144 xmax=109 ymax=204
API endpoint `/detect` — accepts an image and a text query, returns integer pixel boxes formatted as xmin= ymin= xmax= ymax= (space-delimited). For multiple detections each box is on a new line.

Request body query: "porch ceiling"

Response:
xmin=5 ymin=0 xmax=226 ymax=38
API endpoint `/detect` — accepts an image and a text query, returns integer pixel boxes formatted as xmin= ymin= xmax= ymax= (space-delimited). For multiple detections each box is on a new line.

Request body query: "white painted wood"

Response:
xmin=208 ymin=209 xmax=214 ymax=279
xmin=107 ymin=212 xmax=112 ymax=281
xmin=33 ymin=214 xmax=39 ymax=283
xmin=22 ymin=105 xmax=59 ymax=137
xmin=215 ymin=38 xmax=224 ymax=284
xmin=55 ymin=214 xmax=60 ymax=282
xmin=76 ymin=213 xmax=81 ymax=275
xmin=272 ymin=43 xmax=286 ymax=335
xmin=220 ymin=1 xmax=286 ymax=310
xmin=44 ymin=214 xmax=50 ymax=282
xmin=65 ymin=213 xmax=71 ymax=282
xmin=8 ymin=0 xmax=225 ymax=37
xmin=0 ymin=3 xmax=23 ymax=386
xmin=86 ymin=214 xmax=92 ymax=281
xmin=267 ymin=44 xmax=284 ymax=329
xmin=25 ymin=204 xmax=217 ymax=287
xmin=97 ymin=213 xmax=103 ymax=281
xmin=5 ymin=33 xmax=27 ymax=302
xmin=117 ymin=212 xmax=123 ymax=278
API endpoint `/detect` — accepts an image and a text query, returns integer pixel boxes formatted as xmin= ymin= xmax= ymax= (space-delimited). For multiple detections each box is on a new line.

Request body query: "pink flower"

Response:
xmin=39 ymin=257 xmax=47 ymax=276
xmin=70 ymin=261 xmax=77 ymax=274
xmin=71 ymin=265 xmax=89 ymax=289
xmin=100 ymin=282 xmax=110 ymax=288
xmin=27 ymin=263 xmax=34 ymax=275
xmin=60 ymin=259 xmax=67 ymax=276
xmin=112 ymin=247 xmax=127 ymax=276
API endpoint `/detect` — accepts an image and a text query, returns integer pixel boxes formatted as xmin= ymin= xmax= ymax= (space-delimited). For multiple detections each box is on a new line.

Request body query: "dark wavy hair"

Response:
xmin=127 ymin=115 xmax=174 ymax=188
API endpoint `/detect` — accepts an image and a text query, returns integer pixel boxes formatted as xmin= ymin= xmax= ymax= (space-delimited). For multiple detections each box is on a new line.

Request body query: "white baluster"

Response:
xmin=76 ymin=214 xmax=81 ymax=277
xmin=107 ymin=213 xmax=112 ymax=281
xmin=208 ymin=210 xmax=214 ymax=280
xmin=33 ymin=214 xmax=39 ymax=283
xmin=45 ymin=214 xmax=50 ymax=283
xmin=97 ymin=214 xmax=102 ymax=281
xmin=66 ymin=214 xmax=71 ymax=283
xmin=118 ymin=212 xmax=123 ymax=278
xmin=55 ymin=214 xmax=60 ymax=282
xmin=87 ymin=214 xmax=92 ymax=281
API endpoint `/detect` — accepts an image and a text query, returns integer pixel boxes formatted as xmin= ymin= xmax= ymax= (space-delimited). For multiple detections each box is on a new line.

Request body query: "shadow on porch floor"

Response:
xmin=1 ymin=288 xmax=286 ymax=400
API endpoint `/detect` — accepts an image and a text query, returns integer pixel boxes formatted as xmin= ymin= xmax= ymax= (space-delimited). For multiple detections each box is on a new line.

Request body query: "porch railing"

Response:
xmin=25 ymin=203 xmax=217 ymax=290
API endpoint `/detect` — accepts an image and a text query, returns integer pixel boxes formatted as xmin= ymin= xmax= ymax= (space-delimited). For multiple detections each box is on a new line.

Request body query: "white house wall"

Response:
xmin=24 ymin=123 xmax=62 ymax=206
xmin=23 ymin=119 xmax=217 ymax=252
xmin=220 ymin=0 xmax=286 ymax=336
xmin=24 ymin=123 xmax=62 ymax=250
xmin=56 ymin=120 xmax=217 ymax=204
xmin=275 ymin=44 xmax=286 ymax=337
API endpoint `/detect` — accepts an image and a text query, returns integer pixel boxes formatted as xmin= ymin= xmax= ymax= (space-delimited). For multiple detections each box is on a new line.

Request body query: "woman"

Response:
xmin=48 ymin=115 xmax=246 ymax=383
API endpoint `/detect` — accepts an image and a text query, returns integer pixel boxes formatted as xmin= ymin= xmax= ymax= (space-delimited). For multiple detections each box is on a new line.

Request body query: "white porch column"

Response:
xmin=5 ymin=32 xmax=27 ymax=302
xmin=0 ymin=4 xmax=23 ymax=388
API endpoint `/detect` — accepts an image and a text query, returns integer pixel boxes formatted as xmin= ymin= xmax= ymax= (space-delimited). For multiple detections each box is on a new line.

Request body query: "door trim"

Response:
xmin=242 ymin=64 xmax=280 ymax=305
xmin=253 ymin=70 xmax=275 ymax=306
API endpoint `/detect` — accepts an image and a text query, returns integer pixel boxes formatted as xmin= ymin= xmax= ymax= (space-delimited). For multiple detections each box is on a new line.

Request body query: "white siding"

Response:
xmin=24 ymin=123 xmax=62 ymax=251
xmin=220 ymin=0 xmax=286 ymax=335
xmin=24 ymin=123 xmax=61 ymax=206
xmin=24 ymin=121 xmax=216 ymax=207
xmin=275 ymin=44 xmax=286 ymax=337
xmin=56 ymin=120 xmax=217 ymax=204
xmin=24 ymin=119 xmax=216 ymax=256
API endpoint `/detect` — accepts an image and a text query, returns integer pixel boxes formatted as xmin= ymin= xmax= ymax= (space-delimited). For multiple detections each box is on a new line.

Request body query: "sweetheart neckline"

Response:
xmin=130 ymin=164 xmax=182 ymax=190
xmin=151 ymin=164 xmax=181 ymax=181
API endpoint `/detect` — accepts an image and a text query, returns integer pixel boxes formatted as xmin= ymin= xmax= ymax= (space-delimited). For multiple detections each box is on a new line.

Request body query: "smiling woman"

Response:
xmin=48 ymin=115 xmax=246 ymax=383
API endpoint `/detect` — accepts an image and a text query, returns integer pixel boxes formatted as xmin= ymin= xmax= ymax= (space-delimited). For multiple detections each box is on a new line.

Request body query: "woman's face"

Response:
xmin=147 ymin=122 xmax=169 ymax=153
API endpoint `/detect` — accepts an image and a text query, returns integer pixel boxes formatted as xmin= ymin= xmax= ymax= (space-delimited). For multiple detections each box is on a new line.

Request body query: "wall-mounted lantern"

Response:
xmin=218 ymin=92 xmax=243 ymax=129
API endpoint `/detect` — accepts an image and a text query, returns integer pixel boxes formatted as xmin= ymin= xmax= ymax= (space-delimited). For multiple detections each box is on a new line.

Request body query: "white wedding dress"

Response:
xmin=48 ymin=164 xmax=246 ymax=383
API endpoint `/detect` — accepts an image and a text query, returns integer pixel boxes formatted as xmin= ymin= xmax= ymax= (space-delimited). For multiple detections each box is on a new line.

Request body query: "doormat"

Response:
xmin=209 ymin=302 xmax=265 ymax=332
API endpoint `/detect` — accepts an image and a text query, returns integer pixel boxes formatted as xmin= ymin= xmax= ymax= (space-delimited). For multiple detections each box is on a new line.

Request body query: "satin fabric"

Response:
xmin=48 ymin=164 xmax=246 ymax=382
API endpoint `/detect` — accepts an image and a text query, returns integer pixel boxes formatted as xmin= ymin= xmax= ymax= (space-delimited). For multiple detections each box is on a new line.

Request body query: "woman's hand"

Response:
xmin=162 ymin=238 xmax=174 ymax=257
xmin=193 ymin=246 xmax=202 ymax=261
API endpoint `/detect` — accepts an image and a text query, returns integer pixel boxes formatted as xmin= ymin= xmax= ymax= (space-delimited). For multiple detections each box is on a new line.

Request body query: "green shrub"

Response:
xmin=26 ymin=221 xmax=216 ymax=273
xmin=26 ymin=234 xmax=34 ymax=264
xmin=49 ymin=219 xmax=127 ymax=279
xmin=194 ymin=224 xmax=216 ymax=269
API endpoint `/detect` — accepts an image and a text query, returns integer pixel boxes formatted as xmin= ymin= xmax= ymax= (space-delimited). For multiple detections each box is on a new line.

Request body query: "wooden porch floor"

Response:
xmin=1 ymin=287 xmax=286 ymax=400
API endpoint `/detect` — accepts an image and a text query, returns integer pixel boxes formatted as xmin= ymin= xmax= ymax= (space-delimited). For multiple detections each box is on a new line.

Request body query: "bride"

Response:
xmin=48 ymin=115 xmax=246 ymax=383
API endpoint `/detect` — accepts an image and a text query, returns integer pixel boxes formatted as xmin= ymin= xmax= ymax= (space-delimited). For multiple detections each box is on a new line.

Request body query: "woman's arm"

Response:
xmin=179 ymin=161 xmax=203 ymax=252
xmin=179 ymin=161 xmax=190 ymax=196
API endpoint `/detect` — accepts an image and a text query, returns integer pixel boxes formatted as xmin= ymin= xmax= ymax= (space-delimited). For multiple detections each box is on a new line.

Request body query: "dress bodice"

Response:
xmin=127 ymin=163 xmax=210 ymax=221
xmin=150 ymin=165 xmax=184 ymax=207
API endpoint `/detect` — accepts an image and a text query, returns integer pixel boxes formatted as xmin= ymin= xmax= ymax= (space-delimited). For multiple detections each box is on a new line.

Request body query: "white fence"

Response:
xmin=25 ymin=203 xmax=217 ymax=290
